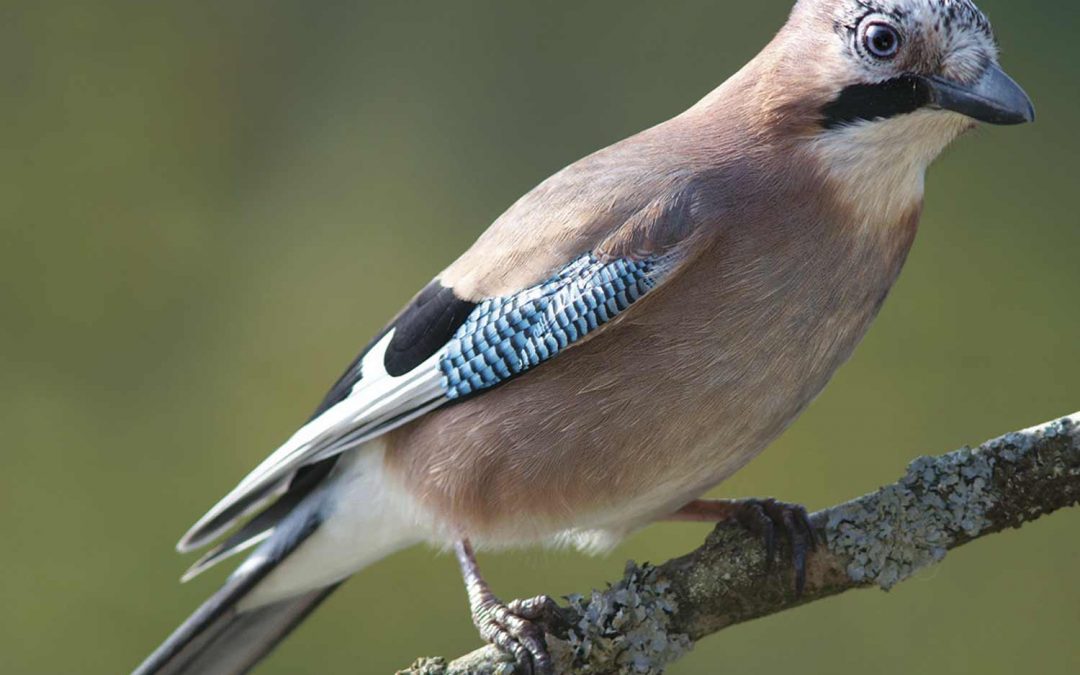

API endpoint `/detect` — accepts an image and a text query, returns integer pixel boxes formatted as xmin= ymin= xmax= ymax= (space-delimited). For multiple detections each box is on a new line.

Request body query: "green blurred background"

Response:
xmin=2 ymin=1 xmax=1078 ymax=673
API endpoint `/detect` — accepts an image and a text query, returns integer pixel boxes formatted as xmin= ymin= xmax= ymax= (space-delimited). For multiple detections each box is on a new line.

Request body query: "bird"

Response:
xmin=133 ymin=0 xmax=1034 ymax=673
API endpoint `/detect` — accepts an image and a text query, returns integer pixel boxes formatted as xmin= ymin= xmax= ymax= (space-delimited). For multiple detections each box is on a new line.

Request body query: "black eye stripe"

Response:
xmin=821 ymin=76 xmax=932 ymax=129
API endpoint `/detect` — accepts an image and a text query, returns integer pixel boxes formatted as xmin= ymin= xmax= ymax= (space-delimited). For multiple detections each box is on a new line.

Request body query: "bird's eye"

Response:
xmin=863 ymin=22 xmax=901 ymax=59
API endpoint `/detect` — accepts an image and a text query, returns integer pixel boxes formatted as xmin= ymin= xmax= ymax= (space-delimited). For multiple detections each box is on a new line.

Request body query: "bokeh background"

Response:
xmin=2 ymin=1 xmax=1078 ymax=673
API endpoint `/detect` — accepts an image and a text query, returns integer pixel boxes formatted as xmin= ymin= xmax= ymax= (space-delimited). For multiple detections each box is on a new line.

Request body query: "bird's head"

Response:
xmin=745 ymin=0 xmax=1035 ymax=221
xmin=810 ymin=0 xmax=1033 ymax=127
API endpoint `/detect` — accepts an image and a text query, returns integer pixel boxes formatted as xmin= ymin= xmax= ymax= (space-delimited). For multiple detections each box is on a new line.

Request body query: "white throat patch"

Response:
xmin=811 ymin=109 xmax=972 ymax=227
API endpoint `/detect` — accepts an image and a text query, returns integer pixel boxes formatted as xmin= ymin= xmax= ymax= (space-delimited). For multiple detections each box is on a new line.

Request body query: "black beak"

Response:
xmin=923 ymin=64 xmax=1035 ymax=125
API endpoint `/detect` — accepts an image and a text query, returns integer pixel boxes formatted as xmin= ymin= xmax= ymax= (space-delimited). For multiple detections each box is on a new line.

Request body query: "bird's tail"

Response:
xmin=132 ymin=577 xmax=338 ymax=675
xmin=134 ymin=447 xmax=420 ymax=675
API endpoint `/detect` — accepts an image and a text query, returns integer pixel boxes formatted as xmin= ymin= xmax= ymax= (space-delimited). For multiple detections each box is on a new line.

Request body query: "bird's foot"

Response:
xmin=454 ymin=539 xmax=557 ymax=675
xmin=670 ymin=498 xmax=818 ymax=595
xmin=471 ymin=595 xmax=559 ymax=675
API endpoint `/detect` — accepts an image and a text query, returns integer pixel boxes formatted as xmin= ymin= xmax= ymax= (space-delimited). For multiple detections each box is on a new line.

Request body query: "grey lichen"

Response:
xmin=400 ymin=657 xmax=450 ymax=675
xmin=826 ymin=445 xmax=997 ymax=589
xmin=990 ymin=417 xmax=1075 ymax=466
xmin=399 ymin=653 xmax=516 ymax=675
xmin=824 ymin=415 xmax=1080 ymax=590
xmin=984 ymin=416 xmax=1080 ymax=527
xmin=550 ymin=562 xmax=692 ymax=674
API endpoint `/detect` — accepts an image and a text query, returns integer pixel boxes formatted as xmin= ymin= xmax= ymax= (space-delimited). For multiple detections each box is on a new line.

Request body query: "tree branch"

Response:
xmin=399 ymin=413 xmax=1080 ymax=675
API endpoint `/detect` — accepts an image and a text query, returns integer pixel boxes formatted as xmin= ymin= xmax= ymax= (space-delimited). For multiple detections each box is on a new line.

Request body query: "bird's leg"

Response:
xmin=667 ymin=498 xmax=818 ymax=595
xmin=454 ymin=539 xmax=559 ymax=675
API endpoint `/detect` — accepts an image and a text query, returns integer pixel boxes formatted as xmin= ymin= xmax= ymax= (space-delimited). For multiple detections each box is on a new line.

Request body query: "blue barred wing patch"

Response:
xmin=439 ymin=253 xmax=672 ymax=399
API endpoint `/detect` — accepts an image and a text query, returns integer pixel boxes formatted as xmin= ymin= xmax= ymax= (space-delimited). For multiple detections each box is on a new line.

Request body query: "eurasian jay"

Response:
xmin=134 ymin=0 xmax=1034 ymax=673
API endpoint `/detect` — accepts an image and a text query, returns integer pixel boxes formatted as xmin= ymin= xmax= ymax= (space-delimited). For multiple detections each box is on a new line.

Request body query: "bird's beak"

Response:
xmin=923 ymin=64 xmax=1035 ymax=125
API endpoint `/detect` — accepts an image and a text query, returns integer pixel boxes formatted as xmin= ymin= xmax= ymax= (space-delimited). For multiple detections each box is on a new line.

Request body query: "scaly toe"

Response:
xmin=735 ymin=498 xmax=818 ymax=596
xmin=508 ymin=595 xmax=559 ymax=622
xmin=475 ymin=600 xmax=554 ymax=675
xmin=733 ymin=499 xmax=778 ymax=566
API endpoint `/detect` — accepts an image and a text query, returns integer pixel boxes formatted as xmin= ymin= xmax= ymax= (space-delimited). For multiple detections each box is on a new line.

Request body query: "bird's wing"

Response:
xmin=179 ymin=150 xmax=708 ymax=555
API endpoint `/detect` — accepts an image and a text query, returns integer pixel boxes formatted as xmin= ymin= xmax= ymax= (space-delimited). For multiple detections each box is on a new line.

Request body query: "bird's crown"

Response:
xmin=818 ymin=0 xmax=998 ymax=84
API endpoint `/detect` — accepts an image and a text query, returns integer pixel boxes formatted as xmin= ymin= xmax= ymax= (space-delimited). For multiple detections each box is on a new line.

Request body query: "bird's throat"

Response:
xmin=810 ymin=109 xmax=971 ymax=229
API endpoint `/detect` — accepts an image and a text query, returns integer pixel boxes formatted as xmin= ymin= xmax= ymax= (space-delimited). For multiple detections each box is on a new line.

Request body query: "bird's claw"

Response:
xmin=732 ymin=498 xmax=818 ymax=596
xmin=473 ymin=595 xmax=557 ymax=675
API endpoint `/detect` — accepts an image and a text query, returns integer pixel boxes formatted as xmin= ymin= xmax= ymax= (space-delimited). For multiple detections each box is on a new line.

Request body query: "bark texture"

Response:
xmin=399 ymin=413 xmax=1080 ymax=675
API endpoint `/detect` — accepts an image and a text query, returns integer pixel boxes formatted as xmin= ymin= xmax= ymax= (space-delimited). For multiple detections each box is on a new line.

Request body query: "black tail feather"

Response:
xmin=133 ymin=583 xmax=340 ymax=675
xmin=135 ymin=493 xmax=331 ymax=675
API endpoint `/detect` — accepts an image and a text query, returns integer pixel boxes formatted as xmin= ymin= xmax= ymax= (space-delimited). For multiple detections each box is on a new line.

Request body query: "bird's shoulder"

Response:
xmin=315 ymin=118 xmax=732 ymax=418
xmin=442 ymin=120 xmax=712 ymax=300
xmin=319 ymin=123 xmax=721 ymax=413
